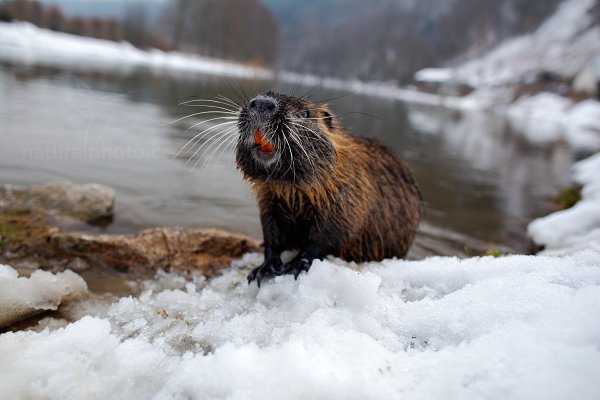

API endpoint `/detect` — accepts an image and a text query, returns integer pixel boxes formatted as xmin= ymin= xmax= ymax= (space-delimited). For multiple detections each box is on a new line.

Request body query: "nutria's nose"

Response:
xmin=249 ymin=97 xmax=277 ymax=114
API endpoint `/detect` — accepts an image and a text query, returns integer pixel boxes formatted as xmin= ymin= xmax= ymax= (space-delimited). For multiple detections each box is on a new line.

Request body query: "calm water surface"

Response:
xmin=0 ymin=65 xmax=577 ymax=257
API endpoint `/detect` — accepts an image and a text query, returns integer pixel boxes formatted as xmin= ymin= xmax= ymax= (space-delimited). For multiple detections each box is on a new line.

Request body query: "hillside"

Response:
xmin=451 ymin=0 xmax=600 ymax=87
xmin=264 ymin=0 xmax=569 ymax=83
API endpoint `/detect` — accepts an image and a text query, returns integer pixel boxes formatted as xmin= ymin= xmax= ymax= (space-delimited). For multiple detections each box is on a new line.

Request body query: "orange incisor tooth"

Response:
xmin=254 ymin=129 xmax=274 ymax=153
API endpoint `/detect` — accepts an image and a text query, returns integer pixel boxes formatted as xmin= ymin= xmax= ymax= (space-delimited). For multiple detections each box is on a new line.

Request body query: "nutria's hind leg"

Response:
xmin=247 ymin=245 xmax=283 ymax=287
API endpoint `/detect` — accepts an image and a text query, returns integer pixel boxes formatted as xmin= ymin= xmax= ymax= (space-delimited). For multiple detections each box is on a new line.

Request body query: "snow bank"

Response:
xmin=506 ymin=93 xmax=600 ymax=150
xmin=529 ymin=153 xmax=600 ymax=254
xmin=0 ymin=265 xmax=87 ymax=328
xmin=453 ymin=0 xmax=600 ymax=87
xmin=1 ymin=253 xmax=600 ymax=399
xmin=0 ymin=22 xmax=272 ymax=79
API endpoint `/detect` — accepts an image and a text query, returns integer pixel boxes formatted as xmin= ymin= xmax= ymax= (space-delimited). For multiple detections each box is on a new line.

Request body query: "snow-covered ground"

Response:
xmin=529 ymin=153 xmax=600 ymax=255
xmin=1 ymin=251 xmax=600 ymax=399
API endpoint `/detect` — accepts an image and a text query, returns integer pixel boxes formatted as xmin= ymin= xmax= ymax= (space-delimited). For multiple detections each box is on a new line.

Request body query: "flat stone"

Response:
xmin=32 ymin=227 xmax=261 ymax=278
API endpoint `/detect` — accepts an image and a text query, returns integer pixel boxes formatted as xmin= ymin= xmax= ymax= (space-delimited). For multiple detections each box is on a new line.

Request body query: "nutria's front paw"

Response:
xmin=247 ymin=259 xmax=282 ymax=287
xmin=280 ymin=258 xmax=312 ymax=280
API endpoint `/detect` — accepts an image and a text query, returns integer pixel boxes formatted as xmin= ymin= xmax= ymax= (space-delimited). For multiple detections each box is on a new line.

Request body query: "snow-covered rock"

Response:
xmin=1 ymin=252 xmax=600 ymax=399
xmin=0 ymin=265 xmax=87 ymax=328
xmin=529 ymin=153 xmax=600 ymax=254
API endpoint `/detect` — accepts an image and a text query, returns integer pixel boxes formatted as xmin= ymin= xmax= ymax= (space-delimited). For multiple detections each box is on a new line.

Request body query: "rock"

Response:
xmin=0 ymin=182 xmax=115 ymax=223
xmin=0 ymin=264 xmax=88 ymax=329
xmin=0 ymin=182 xmax=260 ymax=281
xmin=43 ymin=228 xmax=261 ymax=277
xmin=0 ymin=208 xmax=55 ymax=256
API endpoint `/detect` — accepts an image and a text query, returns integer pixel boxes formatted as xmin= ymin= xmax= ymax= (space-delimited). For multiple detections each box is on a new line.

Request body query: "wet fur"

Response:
xmin=236 ymin=91 xmax=421 ymax=283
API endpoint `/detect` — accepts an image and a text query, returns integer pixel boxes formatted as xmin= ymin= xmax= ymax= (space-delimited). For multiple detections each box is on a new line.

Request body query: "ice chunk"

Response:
xmin=0 ymin=265 xmax=88 ymax=328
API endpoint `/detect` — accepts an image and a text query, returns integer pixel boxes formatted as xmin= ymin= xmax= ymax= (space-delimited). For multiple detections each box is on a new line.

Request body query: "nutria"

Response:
xmin=236 ymin=91 xmax=421 ymax=286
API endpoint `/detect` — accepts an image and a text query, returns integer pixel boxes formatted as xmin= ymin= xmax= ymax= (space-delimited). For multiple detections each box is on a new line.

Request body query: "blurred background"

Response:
xmin=1 ymin=0 xmax=599 ymax=257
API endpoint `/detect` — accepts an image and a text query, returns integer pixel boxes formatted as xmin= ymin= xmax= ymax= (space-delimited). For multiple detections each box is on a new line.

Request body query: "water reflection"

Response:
xmin=0 ymin=65 xmax=575 ymax=255
xmin=406 ymin=104 xmax=574 ymax=248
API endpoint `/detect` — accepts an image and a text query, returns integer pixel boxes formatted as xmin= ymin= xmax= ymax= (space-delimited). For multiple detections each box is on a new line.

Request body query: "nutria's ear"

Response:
xmin=322 ymin=110 xmax=333 ymax=129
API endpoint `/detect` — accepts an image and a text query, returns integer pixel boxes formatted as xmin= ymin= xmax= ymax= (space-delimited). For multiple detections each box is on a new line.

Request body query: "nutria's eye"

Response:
xmin=300 ymin=110 xmax=309 ymax=118
xmin=322 ymin=111 xmax=333 ymax=129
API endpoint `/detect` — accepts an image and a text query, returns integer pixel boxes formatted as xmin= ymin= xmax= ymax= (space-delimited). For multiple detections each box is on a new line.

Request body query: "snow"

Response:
xmin=0 ymin=22 xmax=272 ymax=79
xmin=452 ymin=0 xmax=600 ymax=87
xmin=506 ymin=93 xmax=600 ymax=150
xmin=529 ymin=153 xmax=600 ymax=255
xmin=573 ymin=61 xmax=600 ymax=95
xmin=0 ymin=265 xmax=88 ymax=328
xmin=413 ymin=68 xmax=454 ymax=83
xmin=1 ymin=252 xmax=600 ymax=399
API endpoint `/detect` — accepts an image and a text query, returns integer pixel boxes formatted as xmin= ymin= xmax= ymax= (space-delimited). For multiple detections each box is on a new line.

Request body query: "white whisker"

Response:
xmin=284 ymin=122 xmax=317 ymax=174
xmin=169 ymin=110 xmax=238 ymax=125
xmin=179 ymin=98 xmax=239 ymax=110
xmin=199 ymin=130 xmax=238 ymax=168
xmin=216 ymin=94 xmax=242 ymax=109
xmin=289 ymin=122 xmax=331 ymax=146
xmin=180 ymin=104 xmax=239 ymax=114
xmin=282 ymin=134 xmax=296 ymax=184
xmin=181 ymin=117 xmax=237 ymax=136
xmin=186 ymin=126 xmax=238 ymax=165
xmin=173 ymin=120 xmax=237 ymax=159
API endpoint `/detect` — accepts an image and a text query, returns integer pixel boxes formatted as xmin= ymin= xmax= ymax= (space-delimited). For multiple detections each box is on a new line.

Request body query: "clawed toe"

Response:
xmin=248 ymin=256 xmax=313 ymax=287
xmin=281 ymin=258 xmax=311 ymax=280
xmin=247 ymin=261 xmax=282 ymax=287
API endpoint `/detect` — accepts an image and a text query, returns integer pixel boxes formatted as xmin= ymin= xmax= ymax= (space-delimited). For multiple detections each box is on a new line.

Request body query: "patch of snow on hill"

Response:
xmin=453 ymin=0 xmax=600 ymax=87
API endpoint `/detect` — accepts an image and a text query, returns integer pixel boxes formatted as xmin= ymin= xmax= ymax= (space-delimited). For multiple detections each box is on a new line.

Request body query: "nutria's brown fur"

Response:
xmin=236 ymin=91 xmax=421 ymax=286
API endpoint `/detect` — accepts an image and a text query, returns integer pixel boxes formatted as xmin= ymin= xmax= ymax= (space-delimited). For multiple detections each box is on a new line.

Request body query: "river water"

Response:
xmin=0 ymin=65 xmax=577 ymax=257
